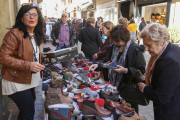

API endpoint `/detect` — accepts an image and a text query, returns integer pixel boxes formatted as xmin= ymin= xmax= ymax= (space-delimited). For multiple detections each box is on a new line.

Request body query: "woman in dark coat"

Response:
xmin=138 ymin=23 xmax=180 ymax=120
xmin=78 ymin=17 xmax=102 ymax=63
xmin=90 ymin=24 xmax=146 ymax=113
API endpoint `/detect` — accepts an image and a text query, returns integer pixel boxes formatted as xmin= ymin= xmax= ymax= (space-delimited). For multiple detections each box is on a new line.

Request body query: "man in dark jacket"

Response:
xmin=72 ymin=17 xmax=81 ymax=45
xmin=83 ymin=17 xmax=86 ymax=27
xmin=78 ymin=17 xmax=102 ymax=63
xmin=51 ymin=13 xmax=76 ymax=49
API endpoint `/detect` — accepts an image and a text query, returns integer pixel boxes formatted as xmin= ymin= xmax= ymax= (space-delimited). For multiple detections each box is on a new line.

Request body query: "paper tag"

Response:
xmin=54 ymin=108 xmax=58 ymax=110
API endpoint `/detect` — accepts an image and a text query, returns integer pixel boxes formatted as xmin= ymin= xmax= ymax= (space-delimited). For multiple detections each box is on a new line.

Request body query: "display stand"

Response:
xmin=42 ymin=46 xmax=78 ymax=63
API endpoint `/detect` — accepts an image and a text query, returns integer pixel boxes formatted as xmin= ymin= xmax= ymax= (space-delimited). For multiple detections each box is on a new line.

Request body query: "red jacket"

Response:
xmin=97 ymin=38 xmax=114 ymax=60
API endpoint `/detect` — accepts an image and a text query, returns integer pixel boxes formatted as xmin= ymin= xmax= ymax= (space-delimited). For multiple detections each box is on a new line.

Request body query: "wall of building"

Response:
xmin=0 ymin=0 xmax=15 ymax=46
xmin=169 ymin=0 xmax=180 ymax=27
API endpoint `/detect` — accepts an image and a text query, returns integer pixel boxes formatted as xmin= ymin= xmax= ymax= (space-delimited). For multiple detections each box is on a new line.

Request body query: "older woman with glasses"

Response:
xmin=138 ymin=23 xmax=180 ymax=120
xmin=0 ymin=4 xmax=45 ymax=120
xmin=90 ymin=24 xmax=146 ymax=113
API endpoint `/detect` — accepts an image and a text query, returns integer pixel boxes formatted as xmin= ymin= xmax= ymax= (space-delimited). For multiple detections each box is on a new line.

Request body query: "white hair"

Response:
xmin=140 ymin=23 xmax=170 ymax=43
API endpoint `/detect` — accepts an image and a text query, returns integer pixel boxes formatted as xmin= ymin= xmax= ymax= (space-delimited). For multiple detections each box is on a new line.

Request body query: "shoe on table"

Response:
xmin=107 ymin=100 xmax=135 ymax=113
xmin=81 ymin=100 xmax=111 ymax=117
xmin=119 ymin=112 xmax=146 ymax=120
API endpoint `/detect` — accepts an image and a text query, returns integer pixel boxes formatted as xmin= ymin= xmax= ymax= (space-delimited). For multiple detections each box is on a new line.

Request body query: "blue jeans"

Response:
xmin=8 ymin=88 xmax=36 ymax=120
xmin=57 ymin=44 xmax=70 ymax=50
xmin=84 ymin=53 xmax=96 ymax=64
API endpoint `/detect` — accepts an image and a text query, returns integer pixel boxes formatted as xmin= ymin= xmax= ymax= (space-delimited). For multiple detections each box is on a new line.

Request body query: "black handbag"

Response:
xmin=119 ymin=69 xmax=149 ymax=106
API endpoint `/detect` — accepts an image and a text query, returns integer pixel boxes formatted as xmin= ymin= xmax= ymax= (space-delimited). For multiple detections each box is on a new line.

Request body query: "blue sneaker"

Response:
xmin=101 ymin=61 xmax=118 ymax=69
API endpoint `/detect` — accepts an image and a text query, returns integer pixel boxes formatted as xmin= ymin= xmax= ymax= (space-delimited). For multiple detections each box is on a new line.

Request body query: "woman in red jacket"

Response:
xmin=93 ymin=21 xmax=114 ymax=61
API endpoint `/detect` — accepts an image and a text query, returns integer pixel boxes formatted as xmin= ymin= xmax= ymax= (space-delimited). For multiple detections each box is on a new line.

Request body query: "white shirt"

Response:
xmin=2 ymin=33 xmax=41 ymax=95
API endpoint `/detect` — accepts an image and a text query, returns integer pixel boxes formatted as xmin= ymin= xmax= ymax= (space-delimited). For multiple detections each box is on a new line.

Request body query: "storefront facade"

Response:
xmin=95 ymin=0 xmax=118 ymax=25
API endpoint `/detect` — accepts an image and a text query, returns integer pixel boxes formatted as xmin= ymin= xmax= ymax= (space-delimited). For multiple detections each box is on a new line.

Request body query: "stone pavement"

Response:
xmin=8 ymin=41 xmax=154 ymax=120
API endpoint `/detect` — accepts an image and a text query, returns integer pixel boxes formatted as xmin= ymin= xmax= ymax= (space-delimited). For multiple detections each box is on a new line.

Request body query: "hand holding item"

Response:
xmin=138 ymin=82 xmax=146 ymax=92
xmin=89 ymin=64 xmax=98 ymax=71
xmin=93 ymin=54 xmax=98 ymax=59
xmin=113 ymin=65 xmax=127 ymax=73
xmin=55 ymin=39 xmax=58 ymax=43
xmin=30 ymin=62 xmax=45 ymax=72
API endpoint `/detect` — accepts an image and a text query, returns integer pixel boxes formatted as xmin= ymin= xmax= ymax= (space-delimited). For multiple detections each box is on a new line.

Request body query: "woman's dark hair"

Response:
xmin=110 ymin=24 xmax=130 ymax=42
xmin=141 ymin=17 xmax=145 ymax=23
xmin=130 ymin=19 xmax=135 ymax=24
xmin=13 ymin=5 xmax=44 ymax=46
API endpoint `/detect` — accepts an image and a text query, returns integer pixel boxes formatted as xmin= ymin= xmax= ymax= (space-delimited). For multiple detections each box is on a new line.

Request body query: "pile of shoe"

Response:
xmin=41 ymin=54 xmax=147 ymax=120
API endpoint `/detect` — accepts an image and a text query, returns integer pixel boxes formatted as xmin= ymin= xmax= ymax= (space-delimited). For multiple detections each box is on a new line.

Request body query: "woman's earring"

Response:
xmin=22 ymin=20 xmax=23 ymax=22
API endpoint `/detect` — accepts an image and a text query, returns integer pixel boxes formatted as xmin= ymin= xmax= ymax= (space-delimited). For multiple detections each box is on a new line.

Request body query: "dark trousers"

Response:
xmin=8 ymin=88 xmax=36 ymax=120
xmin=74 ymin=33 xmax=79 ymax=45
xmin=84 ymin=53 xmax=96 ymax=64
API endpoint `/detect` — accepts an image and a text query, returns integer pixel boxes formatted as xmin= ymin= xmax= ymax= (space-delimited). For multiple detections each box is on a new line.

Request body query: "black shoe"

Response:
xmin=113 ymin=108 xmax=122 ymax=120
xmin=82 ymin=115 xmax=103 ymax=120
xmin=99 ymin=90 xmax=119 ymax=102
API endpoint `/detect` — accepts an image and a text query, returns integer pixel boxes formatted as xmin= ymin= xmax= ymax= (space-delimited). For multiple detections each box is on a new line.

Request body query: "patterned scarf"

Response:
xmin=145 ymin=41 xmax=169 ymax=86
xmin=108 ymin=40 xmax=132 ymax=87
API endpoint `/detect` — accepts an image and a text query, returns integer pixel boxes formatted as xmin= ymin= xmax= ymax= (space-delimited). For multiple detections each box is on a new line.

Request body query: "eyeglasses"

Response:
xmin=24 ymin=13 xmax=38 ymax=18
xmin=21 ymin=3 xmax=37 ymax=7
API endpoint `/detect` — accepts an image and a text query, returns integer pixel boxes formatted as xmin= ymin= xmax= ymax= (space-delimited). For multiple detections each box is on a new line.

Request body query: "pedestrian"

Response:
xmin=127 ymin=19 xmax=137 ymax=42
xmin=93 ymin=21 xmax=114 ymax=61
xmin=78 ymin=17 xmax=103 ymax=63
xmin=90 ymin=24 xmax=146 ymax=113
xmin=72 ymin=17 xmax=81 ymax=45
xmin=0 ymin=3 xmax=45 ymax=120
xmin=138 ymin=23 xmax=180 ymax=120
xmin=138 ymin=17 xmax=147 ymax=44
xmin=118 ymin=17 xmax=128 ymax=27
xmin=78 ymin=19 xmax=83 ymax=29
xmin=51 ymin=13 xmax=76 ymax=49
xmin=95 ymin=16 xmax=103 ymax=37
xmin=83 ymin=17 xmax=86 ymax=27
xmin=93 ymin=21 xmax=114 ymax=80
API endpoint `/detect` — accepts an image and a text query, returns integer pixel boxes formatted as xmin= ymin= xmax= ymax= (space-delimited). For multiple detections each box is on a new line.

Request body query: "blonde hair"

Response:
xmin=140 ymin=23 xmax=170 ymax=43
xmin=102 ymin=21 xmax=114 ymax=38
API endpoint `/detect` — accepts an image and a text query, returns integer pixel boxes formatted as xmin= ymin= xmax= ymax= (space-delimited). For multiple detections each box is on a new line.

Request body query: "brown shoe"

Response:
xmin=119 ymin=112 xmax=146 ymax=120
xmin=57 ymin=88 xmax=72 ymax=104
xmin=81 ymin=100 xmax=111 ymax=117
xmin=107 ymin=100 xmax=135 ymax=113
xmin=136 ymin=70 xmax=145 ymax=83
xmin=120 ymin=99 xmax=131 ymax=108
xmin=44 ymin=86 xmax=62 ymax=113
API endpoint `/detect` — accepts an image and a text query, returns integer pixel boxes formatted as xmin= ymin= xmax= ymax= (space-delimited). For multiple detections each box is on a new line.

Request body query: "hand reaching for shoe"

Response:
xmin=113 ymin=65 xmax=127 ymax=73
xmin=89 ymin=64 xmax=98 ymax=71
xmin=30 ymin=62 xmax=45 ymax=72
